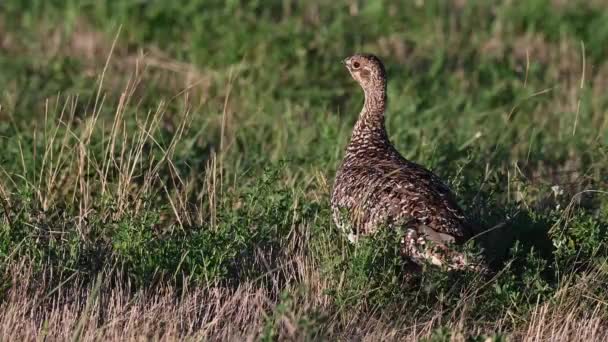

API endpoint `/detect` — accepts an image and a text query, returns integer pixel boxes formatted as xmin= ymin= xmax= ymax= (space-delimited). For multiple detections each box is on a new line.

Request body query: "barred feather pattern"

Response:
xmin=331 ymin=54 xmax=480 ymax=271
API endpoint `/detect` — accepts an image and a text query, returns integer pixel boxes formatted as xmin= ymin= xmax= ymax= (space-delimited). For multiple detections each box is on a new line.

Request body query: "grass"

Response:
xmin=0 ymin=0 xmax=607 ymax=340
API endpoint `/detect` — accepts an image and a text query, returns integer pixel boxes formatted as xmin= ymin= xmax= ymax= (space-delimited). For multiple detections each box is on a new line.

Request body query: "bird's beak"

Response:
xmin=342 ymin=57 xmax=350 ymax=68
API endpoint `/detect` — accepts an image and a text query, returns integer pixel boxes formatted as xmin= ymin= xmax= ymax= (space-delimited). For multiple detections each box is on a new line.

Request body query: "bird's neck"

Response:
xmin=349 ymin=87 xmax=388 ymax=146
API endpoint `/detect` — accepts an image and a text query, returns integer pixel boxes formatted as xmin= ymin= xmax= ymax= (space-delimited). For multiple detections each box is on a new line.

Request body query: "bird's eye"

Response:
xmin=352 ymin=61 xmax=360 ymax=69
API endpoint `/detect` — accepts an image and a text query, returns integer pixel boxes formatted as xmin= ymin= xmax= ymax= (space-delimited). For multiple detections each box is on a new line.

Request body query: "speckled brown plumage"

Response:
xmin=331 ymin=54 xmax=479 ymax=271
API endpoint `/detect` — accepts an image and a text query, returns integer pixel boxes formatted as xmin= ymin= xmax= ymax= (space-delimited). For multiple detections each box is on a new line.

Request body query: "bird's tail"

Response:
xmin=440 ymin=247 xmax=489 ymax=273
xmin=402 ymin=226 xmax=489 ymax=273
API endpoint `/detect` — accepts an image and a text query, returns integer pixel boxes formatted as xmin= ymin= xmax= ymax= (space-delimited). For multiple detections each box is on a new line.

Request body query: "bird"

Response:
xmin=331 ymin=53 xmax=484 ymax=272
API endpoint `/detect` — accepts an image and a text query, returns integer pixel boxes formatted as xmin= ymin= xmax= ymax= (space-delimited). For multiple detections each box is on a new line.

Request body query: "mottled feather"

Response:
xmin=331 ymin=54 xmax=479 ymax=271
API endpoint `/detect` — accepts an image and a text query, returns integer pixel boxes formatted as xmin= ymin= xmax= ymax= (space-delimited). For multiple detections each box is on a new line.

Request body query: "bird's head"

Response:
xmin=342 ymin=54 xmax=387 ymax=93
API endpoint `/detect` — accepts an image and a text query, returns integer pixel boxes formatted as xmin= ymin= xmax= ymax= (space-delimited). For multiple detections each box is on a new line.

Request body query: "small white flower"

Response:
xmin=551 ymin=185 xmax=564 ymax=197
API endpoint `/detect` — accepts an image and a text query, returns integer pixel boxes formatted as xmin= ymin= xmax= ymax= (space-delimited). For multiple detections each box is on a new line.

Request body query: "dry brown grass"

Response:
xmin=2 ymin=258 xmax=608 ymax=340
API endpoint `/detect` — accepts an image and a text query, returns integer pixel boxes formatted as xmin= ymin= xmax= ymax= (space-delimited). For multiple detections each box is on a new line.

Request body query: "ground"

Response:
xmin=0 ymin=1 xmax=607 ymax=340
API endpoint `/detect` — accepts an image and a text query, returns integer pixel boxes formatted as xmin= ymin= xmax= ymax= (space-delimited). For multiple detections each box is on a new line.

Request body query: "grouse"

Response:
xmin=331 ymin=53 xmax=482 ymax=271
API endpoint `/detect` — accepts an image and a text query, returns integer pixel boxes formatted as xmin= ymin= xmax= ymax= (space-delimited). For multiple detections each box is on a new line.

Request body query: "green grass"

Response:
xmin=0 ymin=0 xmax=607 ymax=340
